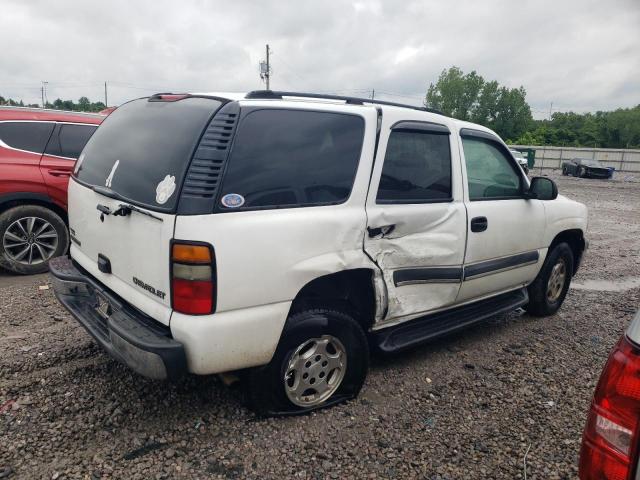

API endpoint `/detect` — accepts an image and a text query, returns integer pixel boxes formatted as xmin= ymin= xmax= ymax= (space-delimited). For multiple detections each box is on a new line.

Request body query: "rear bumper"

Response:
xmin=48 ymin=256 xmax=187 ymax=380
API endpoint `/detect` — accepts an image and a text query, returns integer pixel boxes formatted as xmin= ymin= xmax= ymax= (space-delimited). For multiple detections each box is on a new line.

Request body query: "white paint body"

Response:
xmin=68 ymin=95 xmax=588 ymax=375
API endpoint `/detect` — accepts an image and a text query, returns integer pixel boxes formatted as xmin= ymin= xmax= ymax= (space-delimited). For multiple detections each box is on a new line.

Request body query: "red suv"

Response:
xmin=0 ymin=107 xmax=104 ymax=274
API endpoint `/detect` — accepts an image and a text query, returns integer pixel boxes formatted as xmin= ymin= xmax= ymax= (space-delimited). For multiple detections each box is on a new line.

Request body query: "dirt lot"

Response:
xmin=1 ymin=171 xmax=639 ymax=480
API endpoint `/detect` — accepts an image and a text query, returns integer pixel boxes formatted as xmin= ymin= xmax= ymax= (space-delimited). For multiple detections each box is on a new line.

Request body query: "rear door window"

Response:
xmin=0 ymin=121 xmax=54 ymax=154
xmin=45 ymin=124 xmax=97 ymax=159
xmin=219 ymin=109 xmax=365 ymax=210
xmin=75 ymin=97 xmax=222 ymax=211
xmin=376 ymin=129 xmax=452 ymax=203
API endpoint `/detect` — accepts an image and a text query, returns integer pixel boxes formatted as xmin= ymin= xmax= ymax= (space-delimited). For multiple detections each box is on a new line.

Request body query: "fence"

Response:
xmin=510 ymin=145 xmax=640 ymax=173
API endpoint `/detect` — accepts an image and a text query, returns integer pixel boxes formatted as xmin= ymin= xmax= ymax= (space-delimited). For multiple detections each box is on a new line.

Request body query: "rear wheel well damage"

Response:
xmin=0 ymin=196 xmax=67 ymax=225
xmin=288 ymin=269 xmax=377 ymax=333
xmin=549 ymin=229 xmax=586 ymax=275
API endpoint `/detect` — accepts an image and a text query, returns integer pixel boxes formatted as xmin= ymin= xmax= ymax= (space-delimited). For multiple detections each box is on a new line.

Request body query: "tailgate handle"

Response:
xmin=98 ymin=254 xmax=112 ymax=274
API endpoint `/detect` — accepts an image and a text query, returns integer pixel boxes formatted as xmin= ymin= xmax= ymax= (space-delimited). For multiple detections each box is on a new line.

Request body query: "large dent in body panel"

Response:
xmin=367 ymin=205 xmax=464 ymax=268
xmin=364 ymin=204 xmax=467 ymax=322
xmin=385 ymin=283 xmax=462 ymax=320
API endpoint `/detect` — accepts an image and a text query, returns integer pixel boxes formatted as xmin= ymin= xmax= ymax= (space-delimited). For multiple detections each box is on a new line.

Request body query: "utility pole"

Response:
xmin=548 ymin=101 xmax=553 ymax=120
xmin=42 ymin=81 xmax=48 ymax=107
xmin=41 ymin=85 xmax=45 ymax=108
xmin=104 ymin=81 xmax=108 ymax=107
xmin=266 ymin=44 xmax=270 ymax=90
xmin=259 ymin=44 xmax=271 ymax=90
xmin=371 ymin=89 xmax=375 ymax=99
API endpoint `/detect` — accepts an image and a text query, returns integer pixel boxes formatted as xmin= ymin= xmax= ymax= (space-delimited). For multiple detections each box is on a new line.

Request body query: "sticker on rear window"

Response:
xmin=221 ymin=193 xmax=245 ymax=208
xmin=105 ymin=159 xmax=119 ymax=187
xmin=155 ymin=175 xmax=176 ymax=205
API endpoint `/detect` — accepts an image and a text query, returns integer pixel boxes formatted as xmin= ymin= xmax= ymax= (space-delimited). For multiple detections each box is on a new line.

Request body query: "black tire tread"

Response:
xmin=525 ymin=242 xmax=574 ymax=317
xmin=244 ymin=307 xmax=369 ymax=416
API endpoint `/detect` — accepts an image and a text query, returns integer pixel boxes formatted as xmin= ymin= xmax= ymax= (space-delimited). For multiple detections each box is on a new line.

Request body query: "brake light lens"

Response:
xmin=171 ymin=242 xmax=215 ymax=315
xmin=149 ymin=93 xmax=190 ymax=102
xmin=580 ymin=335 xmax=640 ymax=479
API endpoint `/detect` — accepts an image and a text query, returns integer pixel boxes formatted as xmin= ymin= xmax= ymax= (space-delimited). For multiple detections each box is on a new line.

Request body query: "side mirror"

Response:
xmin=528 ymin=177 xmax=558 ymax=200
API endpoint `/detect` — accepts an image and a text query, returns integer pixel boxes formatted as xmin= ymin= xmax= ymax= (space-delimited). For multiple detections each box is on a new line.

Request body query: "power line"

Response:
xmin=271 ymin=50 xmax=307 ymax=87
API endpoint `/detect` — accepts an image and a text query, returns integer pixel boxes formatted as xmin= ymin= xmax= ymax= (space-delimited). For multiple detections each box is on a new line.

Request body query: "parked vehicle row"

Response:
xmin=47 ymin=91 xmax=588 ymax=415
xmin=0 ymin=107 xmax=105 ymax=274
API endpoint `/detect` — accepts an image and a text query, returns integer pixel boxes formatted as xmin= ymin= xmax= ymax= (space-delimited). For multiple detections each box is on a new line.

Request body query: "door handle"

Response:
xmin=367 ymin=224 xmax=396 ymax=238
xmin=48 ymin=169 xmax=72 ymax=177
xmin=470 ymin=216 xmax=488 ymax=233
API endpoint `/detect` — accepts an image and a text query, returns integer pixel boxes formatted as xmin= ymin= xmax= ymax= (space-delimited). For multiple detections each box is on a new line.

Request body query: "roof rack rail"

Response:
xmin=244 ymin=90 xmax=444 ymax=115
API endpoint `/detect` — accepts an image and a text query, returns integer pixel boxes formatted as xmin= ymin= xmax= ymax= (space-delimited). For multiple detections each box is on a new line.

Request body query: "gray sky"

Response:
xmin=1 ymin=0 xmax=638 ymax=119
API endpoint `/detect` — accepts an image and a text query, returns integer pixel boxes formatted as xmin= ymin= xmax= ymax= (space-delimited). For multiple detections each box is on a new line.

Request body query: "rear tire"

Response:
xmin=0 ymin=205 xmax=69 ymax=275
xmin=243 ymin=308 xmax=369 ymax=416
xmin=525 ymin=242 xmax=574 ymax=317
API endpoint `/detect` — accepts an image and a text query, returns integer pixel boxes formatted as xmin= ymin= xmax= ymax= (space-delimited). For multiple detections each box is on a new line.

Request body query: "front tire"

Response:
xmin=525 ymin=242 xmax=574 ymax=317
xmin=0 ymin=205 xmax=69 ymax=275
xmin=244 ymin=308 xmax=369 ymax=416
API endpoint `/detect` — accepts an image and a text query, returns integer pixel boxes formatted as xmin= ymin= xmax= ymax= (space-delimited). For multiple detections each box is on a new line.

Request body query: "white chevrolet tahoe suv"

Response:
xmin=49 ymin=91 xmax=588 ymax=415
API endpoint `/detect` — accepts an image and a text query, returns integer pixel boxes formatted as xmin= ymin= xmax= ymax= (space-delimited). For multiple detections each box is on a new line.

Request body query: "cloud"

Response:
xmin=1 ymin=0 xmax=638 ymax=118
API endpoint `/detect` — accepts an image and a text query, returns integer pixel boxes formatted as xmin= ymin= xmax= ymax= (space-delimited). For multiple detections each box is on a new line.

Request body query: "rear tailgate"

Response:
xmin=68 ymin=95 xmax=223 ymax=325
xmin=68 ymin=179 xmax=176 ymax=324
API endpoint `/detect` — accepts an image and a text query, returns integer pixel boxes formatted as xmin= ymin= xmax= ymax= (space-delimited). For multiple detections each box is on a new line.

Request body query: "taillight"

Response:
xmin=580 ymin=335 xmax=640 ymax=479
xmin=171 ymin=242 xmax=215 ymax=315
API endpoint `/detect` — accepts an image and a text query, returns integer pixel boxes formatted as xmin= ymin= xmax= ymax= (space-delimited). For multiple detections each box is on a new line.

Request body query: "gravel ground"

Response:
xmin=1 ymin=171 xmax=639 ymax=479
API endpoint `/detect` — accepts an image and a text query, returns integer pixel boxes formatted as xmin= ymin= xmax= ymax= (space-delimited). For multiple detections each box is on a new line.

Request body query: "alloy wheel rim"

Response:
xmin=546 ymin=258 xmax=567 ymax=303
xmin=284 ymin=335 xmax=347 ymax=407
xmin=2 ymin=216 xmax=58 ymax=265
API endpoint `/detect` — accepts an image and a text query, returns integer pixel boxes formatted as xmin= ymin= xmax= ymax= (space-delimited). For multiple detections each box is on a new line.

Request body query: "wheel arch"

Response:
xmin=548 ymin=228 xmax=586 ymax=275
xmin=0 ymin=192 xmax=67 ymax=224
xmin=287 ymin=268 xmax=378 ymax=333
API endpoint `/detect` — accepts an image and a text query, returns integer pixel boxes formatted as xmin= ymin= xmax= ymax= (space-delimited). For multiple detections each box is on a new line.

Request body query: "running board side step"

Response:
xmin=373 ymin=288 xmax=528 ymax=353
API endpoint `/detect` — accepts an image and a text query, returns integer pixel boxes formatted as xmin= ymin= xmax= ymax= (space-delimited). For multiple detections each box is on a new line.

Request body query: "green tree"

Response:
xmin=78 ymin=96 xmax=91 ymax=110
xmin=513 ymin=105 xmax=640 ymax=148
xmin=426 ymin=66 xmax=533 ymax=141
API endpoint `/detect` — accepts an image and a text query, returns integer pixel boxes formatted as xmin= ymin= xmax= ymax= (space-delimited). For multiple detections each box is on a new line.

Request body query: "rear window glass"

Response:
xmin=75 ymin=97 xmax=221 ymax=211
xmin=0 ymin=121 xmax=54 ymax=154
xmin=45 ymin=124 xmax=97 ymax=159
xmin=219 ymin=109 xmax=364 ymax=210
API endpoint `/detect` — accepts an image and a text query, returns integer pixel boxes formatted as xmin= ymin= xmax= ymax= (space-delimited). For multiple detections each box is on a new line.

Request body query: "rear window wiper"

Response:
xmin=96 ymin=202 xmax=163 ymax=222
xmin=92 ymin=185 xmax=163 ymax=222
xmin=92 ymin=185 xmax=124 ymax=201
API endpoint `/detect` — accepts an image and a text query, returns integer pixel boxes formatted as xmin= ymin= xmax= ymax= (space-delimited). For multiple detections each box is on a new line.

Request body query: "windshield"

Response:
xmin=75 ymin=97 xmax=222 ymax=211
xmin=580 ymin=159 xmax=602 ymax=167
